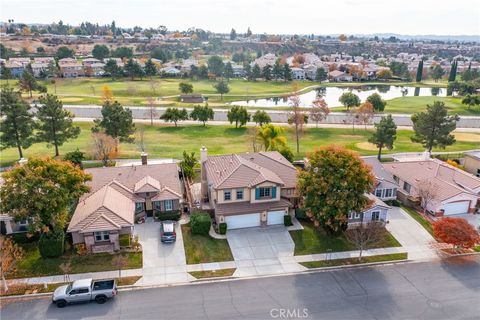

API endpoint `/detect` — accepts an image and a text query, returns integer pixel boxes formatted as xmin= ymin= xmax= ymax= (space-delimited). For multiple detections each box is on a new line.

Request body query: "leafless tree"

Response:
xmin=345 ymin=222 xmax=386 ymax=261
xmin=136 ymin=126 xmax=146 ymax=152
xmin=309 ymin=98 xmax=330 ymax=128
xmin=416 ymin=180 xmax=439 ymax=214
xmin=346 ymin=108 xmax=360 ymax=133
xmin=144 ymin=96 xmax=159 ymax=125
xmin=288 ymin=94 xmax=307 ymax=154
xmin=356 ymin=102 xmax=374 ymax=130
xmin=92 ymin=132 xmax=117 ymax=166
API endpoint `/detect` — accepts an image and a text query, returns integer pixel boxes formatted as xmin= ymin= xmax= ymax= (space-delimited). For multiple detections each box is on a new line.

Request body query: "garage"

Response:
xmin=442 ymin=201 xmax=470 ymax=216
xmin=225 ymin=213 xmax=261 ymax=229
xmin=267 ymin=210 xmax=286 ymax=225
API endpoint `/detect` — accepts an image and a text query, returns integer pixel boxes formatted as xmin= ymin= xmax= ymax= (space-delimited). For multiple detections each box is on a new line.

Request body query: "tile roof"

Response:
xmin=362 ymin=157 xmax=399 ymax=189
xmin=215 ymin=198 xmax=292 ymax=216
xmin=134 ymin=175 xmax=161 ymax=193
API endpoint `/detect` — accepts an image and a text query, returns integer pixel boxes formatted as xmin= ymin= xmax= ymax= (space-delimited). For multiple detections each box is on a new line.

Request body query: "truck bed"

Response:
xmin=92 ymin=280 xmax=115 ymax=291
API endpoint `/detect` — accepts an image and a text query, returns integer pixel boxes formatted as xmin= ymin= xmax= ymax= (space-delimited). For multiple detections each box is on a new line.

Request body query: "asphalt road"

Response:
xmin=2 ymin=256 xmax=480 ymax=320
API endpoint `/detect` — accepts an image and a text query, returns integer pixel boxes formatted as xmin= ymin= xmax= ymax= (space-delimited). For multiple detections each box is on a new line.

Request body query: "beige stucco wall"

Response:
xmin=216 ymin=187 xmax=250 ymax=204
xmin=464 ymin=155 xmax=480 ymax=177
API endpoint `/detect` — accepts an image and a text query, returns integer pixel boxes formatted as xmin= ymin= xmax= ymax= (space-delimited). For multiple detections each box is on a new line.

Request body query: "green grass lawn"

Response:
xmin=401 ymin=206 xmax=435 ymax=236
xmin=189 ymin=268 xmax=236 ymax=279
xmin=2 ymin=123 xmax=479 ymax=166
xmin=290 ymin=220 xmax=401 ymax=256
xmin=10 ymin=242 xmax=142 ymax=279
xmin=300 ymin=252 xmax=408 ymax=268
xmin=181 ymin=223 xmax=233 ymax=264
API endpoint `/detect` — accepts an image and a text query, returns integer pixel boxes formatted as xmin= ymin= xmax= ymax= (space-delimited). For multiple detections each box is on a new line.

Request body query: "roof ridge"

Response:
xmin=258 ymin=151 xmax=295 ymax=169
xmin=81 ymin=213 xmax=121 ymax=232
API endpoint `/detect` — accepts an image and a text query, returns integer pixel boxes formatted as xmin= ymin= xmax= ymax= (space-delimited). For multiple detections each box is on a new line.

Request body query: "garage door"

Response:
xmin=225 ymin=213 xmax=260 ymax=230
xmin=267 ymin=210 xmax=285 ymax=225
xmin=442 ymin=201 xmax=470 ymax=215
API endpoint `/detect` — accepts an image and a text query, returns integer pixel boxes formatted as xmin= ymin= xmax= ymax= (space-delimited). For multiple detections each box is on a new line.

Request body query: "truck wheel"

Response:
xmin=95 ymin=295 xmax=107 ymax=304
xmin=56 ymin=300 xmax=67 ymax=308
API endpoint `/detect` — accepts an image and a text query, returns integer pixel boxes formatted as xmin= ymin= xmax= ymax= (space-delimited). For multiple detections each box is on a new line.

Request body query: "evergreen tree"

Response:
xmin=0 ymin=65 xmax=12 ymax=83
xmin=144 ymin=59 xmax=157 ymax=78
xmin=316 ymin=68 xmax=328 ymax=82
xmin=252 ymin=63 xmax=261 ymax=80
xmin=368 ymin=114 xmax=397 ymax=160
xmin=252 ymin=110 xmax=271 ymax=126
xmin=246 ymin=27 xmax=252 ymax=37
xmin=223 ymin=62 xmax=234 ymax=80
xmin=207 ymin=55 xmax=224 ymax=77
xmin=366 ymin=93 xmax=387 ymax=112
xmin=416 ymin=60 xmax=423 ymax=82
xmin=104 ymin=59 xmax=123 ymax=80
xmin=92 ymin=44 xmax=110 ymax=60
xmin=18 ymin=69 xmax=37 ymax=97
xmin=283 ymin=63 xmax=292 ymax=81
xmin=36 ymin=94 xmax=81 ymax=157
xmin=272 ymin=59 xmax=283 ymax=80
xmin=0 ymin=86 xmax=35 ymax=159
xmin=262 ymin=65 xmax=272 ymax=80
xmin=124 ymin=58 xmax=143 ymax=80
xmin=244 ymin=63 xmax=252 ymax=80
xmin=198 ymin=65 xmax=209 ymax=79
xmin=178 ymin=82 xmax=193 ymax=94
xmin=230 ymin=28 xmax=237 ymax=40
xmin=213 ymin=80 xmax=230 ymax=100
xmin=448 ymin=60 xmax=457 ymax=82
xmin=227 ymin=106 xmax=250 ymax=128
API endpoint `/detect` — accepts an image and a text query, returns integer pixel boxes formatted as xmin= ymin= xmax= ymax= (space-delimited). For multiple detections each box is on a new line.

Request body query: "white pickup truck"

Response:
xmin=52 ymin=278 xmax=117 ymax=308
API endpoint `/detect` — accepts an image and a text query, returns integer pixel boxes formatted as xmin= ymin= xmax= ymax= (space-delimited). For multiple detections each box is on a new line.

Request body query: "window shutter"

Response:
xmin=255 ymin=188 xmax=260 ymax=200
xmin=272 ymin=187 xmax=277 ymax=198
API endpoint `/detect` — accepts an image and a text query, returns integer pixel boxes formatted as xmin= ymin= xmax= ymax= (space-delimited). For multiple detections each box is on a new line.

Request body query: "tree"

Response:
xmin=283 ymin=63 xmax=292 ymax=81
xmin=430 ymin=65 xmax=445 ymax=82
xmin=377 ymin=69 xmax=393 ymax=80
xmin=124 ymin=58 xmax=143 ymax=80
xmin=207 ymin=55 xmax=224 ymax=77
xmin=59 ymin=260 xmax=72 ymax=283
xmin=104 ymin=59 xmax=123 ymax=80
xmin=112 ymin=255 xmax=129 ymax=278
xmin=432 ymin=218 xmax=480 ymax=250
xmin=0 ymin=236 xmax=24 ymax=292
xmin=144 ymin=59 xmax=157 ymax=78
xmin=448 ymin=60 xmax=457 ymax=82
xmin=92 ymin=44 xmax=110 ymax=60
xmin=213 ymin=80 xmax=230 ymax=100
xmin=0 ymin=157 xmax=91 ymax=235
xmin=35 ymin=95 xmax=80 ymax=157
xmin=272 ymin=59 xmax=283 ymax=80
xmin=160 ymin=107 xmax=189 ymax=127
xmin=416 ymin=60 xmax=423 ymax=82
xmin=252 ymin=63 xmax=261 ymax=80
xmin=339 ymin=92 xmax=360 ymax=110
xmin=92 ymin=132 xmax=117 ymax=166
xmin=179 ymin=151 xmax=197 ymax=180
xmin=356 ymin=102 xmax=374 ymax=130
xmin=55 ymin=46 xmax=74 ymax=59
xmin=0 ymin=65 xmax=12 ymax=83
xmin=368 ymin=114 xmax=397 ymax=160
xmin=63 ymin=149 xmax=85 ymax=168
xmin=252 ymin=110 xmax=271 ymax=126
xmin=179 ymin=82 xmax=193 ymax=94
xmin=416 ymin=180 xmax=439 ymax=214
xmin=93 ymin=101 xmax=135 ymax=152
xmin=112 ymin=46 xmax=133 ymax=59
xmin=46 ymin=61 xmax=59 ymax=78
xmin=246 ymin=27 xmax=252 ymax=37
xmin=316 ymin=68 xmax=328 ymax=82
xmin=227 ymin=106 xmax=250 ymax=128
xmin=366 ymin=93 xmax=387 ymax=112
xmin=411 ymin=101 xmax=458 ymax=152
xmin=198 ymin=65 xmax=209 ymax=79
xmin=288 ymin=94 xmax=307 ymax=154
xmin=345 ymin=222 xmax=386 ymax=261
xmin=190 ymin=104 xmax=214 ymax=126
xmin=262 ymin=65 xmax=272 ymax=81
xmin=18 ymin=69 xmax=37 ymax=97
xmin=461 ymin=94 xmax=480 ymax=110
xmin=224 ymin=62 xmax=234 ymax=80
xmin=230 ymin=28 xmax=237 ymax=40
xmin=0 ymin=86 xmax=36 ymax=159
xmin=297 ymin=146 xmax=376 ymax=233
xmin=256 ymin=124 xmax=287 ymax=151
xmin=309 ymin=98 xmax=329 ymax=127
xmin=102 ymin=85 xmax=114 ymax=104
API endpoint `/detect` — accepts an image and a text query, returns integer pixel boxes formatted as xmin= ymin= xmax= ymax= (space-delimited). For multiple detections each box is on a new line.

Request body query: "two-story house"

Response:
xmin=200 ymin=147 xmax=297 ymax=229
xmin=68 ymin=160 xmax=183 ymax=253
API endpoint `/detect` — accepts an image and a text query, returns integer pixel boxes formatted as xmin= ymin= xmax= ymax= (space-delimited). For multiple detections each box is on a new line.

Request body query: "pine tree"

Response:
xmin=448 ymin=60 xmax=457 ymax=82
xmin=144 ymin=59 xmax=157 ymax=78
xmin=368 ymin=114 xmax=397 ymax=160
xmin=252 ymin=64 xmax=261 ymax=80
xmin=416 ymin=60 xmax=423 ymax=82
xmin=283 ymin=64 xmax=292 ymax=82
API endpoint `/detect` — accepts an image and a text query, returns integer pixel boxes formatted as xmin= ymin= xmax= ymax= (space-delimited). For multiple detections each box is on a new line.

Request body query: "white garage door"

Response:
xmin=225 ymin=213 xmax=260 ymax=229
xmin=442 ymin=201 xmax=470 ymax=216
xmin=267 ymin=210 xmax=285 ymax=225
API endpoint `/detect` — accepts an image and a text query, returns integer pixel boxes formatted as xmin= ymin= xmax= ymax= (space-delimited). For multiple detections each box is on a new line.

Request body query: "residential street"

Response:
xmin=2 ymin=256 xmax=479 ymax=320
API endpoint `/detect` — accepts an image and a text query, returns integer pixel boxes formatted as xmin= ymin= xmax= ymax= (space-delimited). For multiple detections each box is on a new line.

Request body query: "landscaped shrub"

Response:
xmin=155 ymin=210 xmax=181 ymax=221
xmin=385 ymin=199 xmax=401 ymax=207
xmin=39 ymin=231 xmax=65 ymax=258
xmin=219 ymin=222 xmax=227 ymax=235
xmin=119 ymin=234 xmax=131 ymax=247
xmin=75 ymin=243 xmax=88 ymax=256
xmin=190 ymin=212 xmax=212 ymax=235
xmin=284 ymin=215 xmax=293 ymax=226
xmin=295 ymin=208 xmax=307 ymax=220
xmin=10 ymin=232 xmax=39 ymax=244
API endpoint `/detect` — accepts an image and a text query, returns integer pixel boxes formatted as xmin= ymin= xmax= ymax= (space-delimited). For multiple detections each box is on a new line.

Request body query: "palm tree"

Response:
xmin=257 ymin=124 xmax=287 ymax=151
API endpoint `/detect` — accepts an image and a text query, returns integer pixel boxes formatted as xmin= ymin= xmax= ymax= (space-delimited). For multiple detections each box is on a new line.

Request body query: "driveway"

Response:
xmin=134 ymin=219 xmax=194 ymax=285
xmin=227 ymin=226 xmax=305 ymax=277
xmin=386 ymin=207 xmax=438 ymax=261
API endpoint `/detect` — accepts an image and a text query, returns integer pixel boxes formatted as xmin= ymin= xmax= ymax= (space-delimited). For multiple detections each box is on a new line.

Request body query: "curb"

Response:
xmin=300 ymin=258 xmax=411 ymax=272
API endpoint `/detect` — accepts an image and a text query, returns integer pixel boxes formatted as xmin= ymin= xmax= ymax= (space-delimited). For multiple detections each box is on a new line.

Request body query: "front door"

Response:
xmin=145 ymin=199 xmax=153 ymax=217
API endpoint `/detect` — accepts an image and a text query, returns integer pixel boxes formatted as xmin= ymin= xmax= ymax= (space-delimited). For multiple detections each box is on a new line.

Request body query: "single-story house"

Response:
xmin=328 ymin=70 xmax=353 ymax=82
xmin=201 ymin=148 xmax=298 ymax=229
xmin=362 ymin=157 xmax=399 ymax=201
xmin=383 ymin=158 xmax=480 ymax=216
xmin=348 ymin=193 xmax=390 ymax=227
xmin=68 ymin=160 xmax=183 ymax=253
xmin=162 ymin=67 xmax=181 ymax=76
xmin=291 ymin=67 xmax=306 ymax=80
xmin=463 ymin=151 xmax=480 ymax=178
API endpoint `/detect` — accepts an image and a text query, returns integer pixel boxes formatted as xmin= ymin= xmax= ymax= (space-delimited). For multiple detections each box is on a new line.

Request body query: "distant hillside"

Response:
xmin=356 ymin=33 xmax=480 ymax=42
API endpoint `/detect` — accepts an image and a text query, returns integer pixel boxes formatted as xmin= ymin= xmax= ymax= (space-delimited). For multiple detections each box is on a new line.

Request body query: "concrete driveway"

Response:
xmin=134 ymin=219 xmax=194 ymax=285
xmin=386 ymin=207 xmax=438 ymax=261
xmin=227 ymin=226 xmax=305 ymax=277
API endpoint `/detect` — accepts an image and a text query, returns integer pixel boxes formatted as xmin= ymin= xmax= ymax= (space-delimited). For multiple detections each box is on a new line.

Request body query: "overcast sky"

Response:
xmin=1 ymin=0 xmax=479 ymax=35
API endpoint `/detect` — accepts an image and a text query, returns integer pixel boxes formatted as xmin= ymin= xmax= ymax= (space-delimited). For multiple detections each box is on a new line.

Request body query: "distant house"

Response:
xmin=82 ymin=58 xmax=101 ymax=66
xmin=179 ymin=94 xmax=205 ymax=103
xmin=31 ymin=62 xmax=49 ymax=78
xmin=58 ymin=58 xmax=78 ymax=66
xmin=303 ymin=64 xmax=318 ymax=81
xmin=162 ymin=67 xmax=181 ymax=76
xmin=463 ymin=151 xmax=480 ymax=177
xmin=59 ymin=62 xmax=85 ymax=78
xmin=328 ymin=70 xmax=353 ymax=82
xmin=231 ymin=64 xmax=245 ymax=78
xmin=252 ymin=53 xmax=277 ymax=69
xmin=3 ymin=62 xmax=24 ymax=78
xmin=291 ymin=67 xmax=306 ymax=80
xmin=84 ymin=63 xmax=105 ymax=77
xmin=33 ymin=57 xmax=55 ymax=64
xmin=8 ymin=57 xmax=31 ymax=67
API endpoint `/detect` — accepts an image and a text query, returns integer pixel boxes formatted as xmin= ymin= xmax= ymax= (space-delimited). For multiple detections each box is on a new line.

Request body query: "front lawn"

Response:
xmin=401 ymin=206 xmax=434 ymax=236
xmin=10 ymin=242 xmax=142 ymax=279
xmin=300 ymin=253 xmax=408 ymax=268
xmin=189 ymin=268 xmax=236 ymax=279
xmin=181 ymin=223 xmax=233 ymax=264
xmin=290 ymin=220 xmax=401 ymax=256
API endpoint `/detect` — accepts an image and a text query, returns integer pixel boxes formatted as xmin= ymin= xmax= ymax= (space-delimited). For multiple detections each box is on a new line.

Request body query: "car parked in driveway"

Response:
xmin=161 ymin=220 xmax=176 ymax=243
xmin=52 ymin=278 xmax=117 ymax=308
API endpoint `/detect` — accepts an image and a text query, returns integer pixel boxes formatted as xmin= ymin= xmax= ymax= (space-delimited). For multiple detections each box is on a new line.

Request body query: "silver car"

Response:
xmin=52 ymin=278 xmax=117 ymax=308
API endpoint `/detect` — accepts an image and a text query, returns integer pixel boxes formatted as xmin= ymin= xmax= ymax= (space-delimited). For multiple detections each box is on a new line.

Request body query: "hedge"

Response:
xmin=284 ymin=215 xmax=293 ymax=226
xmin=295 ymin=208 xmax=307 ymax=219
xmin=190 ymin=212 xmax=211 ymax=235
xmin=219 ymin=223 xmax=227 ymax=235
xmin=155 ymin=210 xmax=181 ymax=221
xmin=384 ymin=199 xmax=401 ymax=207
xmin=39 ymin=231 xmax=65 ymax=258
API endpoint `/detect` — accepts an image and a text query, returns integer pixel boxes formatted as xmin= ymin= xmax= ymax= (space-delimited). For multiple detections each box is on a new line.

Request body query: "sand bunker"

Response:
xmin=453 ymin=132 xmax=480 ymax=142
xmin=356 ymin=142 xmax=378 ymax=150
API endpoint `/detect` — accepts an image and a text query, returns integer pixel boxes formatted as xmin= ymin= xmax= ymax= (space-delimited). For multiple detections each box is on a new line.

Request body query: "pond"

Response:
xmin=230 ymin=85 xmax=447 ymax=108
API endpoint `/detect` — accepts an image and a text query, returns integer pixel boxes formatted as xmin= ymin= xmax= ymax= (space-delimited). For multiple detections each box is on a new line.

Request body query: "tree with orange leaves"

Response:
xmin=432 ymin=217 xmax=480 ymax=250
xmin=0 ymin=236 xmax=24 ymax=292
xmin=356 ymin=101 xmax=374 ymax=130
xmin=102 ymin=85 xmax=114 ymax=103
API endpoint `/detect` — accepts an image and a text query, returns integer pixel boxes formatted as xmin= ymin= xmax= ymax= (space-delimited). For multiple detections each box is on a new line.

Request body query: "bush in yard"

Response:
xmin=39 ymin=231 xmax=65 ymax=258
xmin=219 ymin=222 xmax=227 ymax=235
xmin=74 ymin=243 xmax=88 ymax=256
xmin=155 ymin=211 xmax=181 ymax=221
xmin=284 ymin=215 xmax=293 ymax=226
xmin=295 ymin=208 xmax=307 ymax=220
xmin=190 ymin=212 xmax=212 ymax=235
xmin=119 ymin=234 xmax=131 ymax=247
xmin=432 ymin=217 xmax=480 ymax=250
xmin=384 ymin=199 xmax=401 ymax=207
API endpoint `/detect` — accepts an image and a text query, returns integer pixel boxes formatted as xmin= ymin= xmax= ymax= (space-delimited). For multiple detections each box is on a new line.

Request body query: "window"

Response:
xmin=259 ymin=187 xmax=271 ymax=198
xmin=77 ymin=288 xmax=89 ymax=294
xmin=393 ymin=175 xmax=399 ymax=183
xmin=224 ymin=190 xmax=231 ymax=201
xmin=135 ymin=202 xmax=144 ymax=212
xmin=164 ymin=200 xmax=173 ymax=211
xmin=385 ymin=189 xmax=393 ymax=198
xmin=375 ymin=189 xmax=383 ymax=198
xmin=348 ymin=213 xmax=353 ymax=219
xmin=153 ymin=201 xmax=161 ymax=210
xmin=354 ymin=212 xmax=361 ymax=219
xmin=18 ymin=220 xmax=28 ymax=226
xmin=236 ymin=189 xmax=243 ymax=200
xmin=403 ymin=182 xmax=411 ymax=193
xmin=371 ymin=211 xmax=380 ymax=221
xmin=94 ymin=231 xmax=110 ymax=242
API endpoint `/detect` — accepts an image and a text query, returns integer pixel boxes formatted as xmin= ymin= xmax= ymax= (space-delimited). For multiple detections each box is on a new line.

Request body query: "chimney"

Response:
xmin=200 ymin=146 xmax=208 ymax=163
xmin=141 ymin=152 xmax=148 ymax=165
